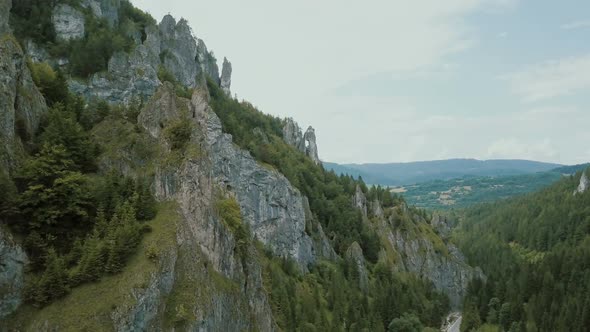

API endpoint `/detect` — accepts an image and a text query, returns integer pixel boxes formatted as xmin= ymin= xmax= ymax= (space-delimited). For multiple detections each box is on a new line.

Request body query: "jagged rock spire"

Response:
xmin=282 ymin=119 xmax=321 ymax=164
xmin=220 ymin=57 xmax=232 ymax=96
xmin=304 ymin=126 xmax=320 ymax=164
xmin=574 ymin=171 xmax=589 ymax=195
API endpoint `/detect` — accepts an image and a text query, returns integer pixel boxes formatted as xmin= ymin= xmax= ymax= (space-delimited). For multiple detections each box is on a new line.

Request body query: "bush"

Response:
xmin=28 ymin=61 xmax=69 ymax=106
xmin=164 ymin=118 xmax=192 ymax=150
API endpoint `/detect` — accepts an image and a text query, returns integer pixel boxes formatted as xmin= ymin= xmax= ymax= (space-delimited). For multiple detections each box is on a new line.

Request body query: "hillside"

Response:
xmin=324 ymin=159 xmax=562 ymax=186
xmin=0 ymin=0 xmax=480 ymax=331
xmin=452 ymin=169 xmax=590 ymax=331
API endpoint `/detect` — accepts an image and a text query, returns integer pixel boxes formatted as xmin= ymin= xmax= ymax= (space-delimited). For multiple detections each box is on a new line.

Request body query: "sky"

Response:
xmin=132 ymin=0 xmax=590 ymax=165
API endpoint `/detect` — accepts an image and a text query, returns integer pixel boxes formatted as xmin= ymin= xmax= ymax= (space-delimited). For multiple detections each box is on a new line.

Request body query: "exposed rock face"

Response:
xmin=69 ymin=15 xmax=221 ymax=104
xmin=0 ymin=35 xmax=48 ymax=171
xmin=371 ymin=199 xmax=384 ymax=218
xmin=123 ymin=84 xmax=278 ymax=331
xmin=574 ymin=171 xmax=589 ymax=195
xmin=283 ymin=118 xmax=306 ymax=152
xmin=24 ymin=40 xmax=49 ymax=63
xmin=431 ymin=214 xmax=452 ymax=239
xmin=282 ymin=119 xmax=321 ymax=164
xmin=304 ymin=126 xmax=320 ymax=164
xmin=82 ymin=0 xmax=121 ymax=27
xmin=220 ymin=57 xmax=232 ymax=95
xmin=196 ymin=39 xmax=220 ymax=85
xmin=204 ymin=102 xmax=315 ymax=268
xmin=0 ymin=0 xmax=10 ymax=33
xmin=70 ymin=25 xmax=162 ymax=103
xmin=159 ymin=16 xmax=200 ymax=88
xmin=345 ymin=242 xmax=369 ymax=292
xmin=52 ymin=4 xmax=86 ymax=41
xmin=375 ymin=208 xmax=483 ymax=308
xmin=352 ymin=185 xmax=368 ymax=217
xmin=0 ymin=228 xmax=27 ymax=319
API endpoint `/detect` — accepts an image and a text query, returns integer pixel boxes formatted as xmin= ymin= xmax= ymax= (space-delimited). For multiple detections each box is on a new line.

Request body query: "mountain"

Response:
xmin=0 ymin=1 xmax=480 ymax=330
xmin=452 ymin=168 xmax=590 ymax=331
xmin=324 ymin=158 xmax=563 ymax=186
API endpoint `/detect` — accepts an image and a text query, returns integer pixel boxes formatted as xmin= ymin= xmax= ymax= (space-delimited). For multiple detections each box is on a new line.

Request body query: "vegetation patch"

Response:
xmin=4 ymin=202 xmax=180 ymax=331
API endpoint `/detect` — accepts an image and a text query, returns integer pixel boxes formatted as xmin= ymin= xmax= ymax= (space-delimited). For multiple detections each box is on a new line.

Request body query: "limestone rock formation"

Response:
xmin=0 ymin=228 xmax=27 ymax=319
xmin=220 ymin=57 xmax=232 ymax=95
xmin=52 ymin=4 xmax=85 ymax=41
xmin=0 ymin=0 xmax=10 ymax=33
xmin=196 ymin=39 xmax=220 ymax=85
xmin=24 ymin=40 xmax=49 ymax=63
xmin=352 ymin=185 xmax=368 ymax=217
xmin=82 ymin=0 xmax=121 ymax=27
xmin=68 ymin=14 xmax=221 ymax=104
xmin=304 ymin=126 xmax=320 ymax=164
xmin=283 ymin=118 xmax=306 ymax=152
xmin=574 ymin=171 xmax=589 ymax=195
xmin=431 ymin=214 xmax=452 ymax=239
xmin=159 ymin=16 xmax=201 ymax=88
xmin=282 ymin=119 xmax=321 ymax=164
xmin=0 ymin=34 xmax=48 ymax=171
xmin=205 ymin=104 xmax=315 ymax=268
xmin=345 ymin=242 xmax=369 ymax=292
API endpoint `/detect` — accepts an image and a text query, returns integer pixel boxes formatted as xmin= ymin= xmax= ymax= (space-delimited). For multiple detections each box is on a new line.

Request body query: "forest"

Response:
xmin=454 ymin=171 xmax=590 ymax=332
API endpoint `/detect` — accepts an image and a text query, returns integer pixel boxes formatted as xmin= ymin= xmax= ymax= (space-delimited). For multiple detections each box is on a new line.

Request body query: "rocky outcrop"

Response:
xmin=82 ymin=0 xmax=121 ymax=27
xmin=159 ymin=16 xmax=201 ymax=88
xmin=0 ymin=228 xmax=27 ymax=319
xmin=282 ymin=119 xmax=321 ymax=164
xmin=372 ymin=204 xmax=483 ymax=308
xmin=0 ymin=0 xmax=10 ymax=33
xmin=431 ymin=214 xmax=452 ymax=239
xmin=345 ymin=242 xmax=369 ymax=292
xmin=196 ymin=39 xmax=220 ymax=85
xmin=123 ymin=84 xmax=277 ymax=331
xmin=352 ymin=185 xmax=368 ymax=217
xmin=24 ymin=40 xmax=49 ymax=63
xmin=69 ymin=14 xmax=222 ymax=104
xmin=574 ymin=171 xmax=589 ymax=195
xmin=52 ymin=4 xmax=85 ymax=41
xmin=70 ymin=25 xmax=162 ymax=103
xmin=283 ymin=118 xmax=306 ymax=152
xmin=204 ymin=99 xmax=315 ymax=269
xmin=304 ymin=126 xmax=320 ymax=164
xmin=0 ymin=34 xmax=48 ymax=171
xmin=220 ymin=57 xmax=232 ymax=96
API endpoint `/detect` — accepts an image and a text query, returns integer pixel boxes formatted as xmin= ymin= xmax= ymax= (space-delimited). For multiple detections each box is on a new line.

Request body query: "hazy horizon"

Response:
xmin=132 ymin=0 xmax=590 ymax=165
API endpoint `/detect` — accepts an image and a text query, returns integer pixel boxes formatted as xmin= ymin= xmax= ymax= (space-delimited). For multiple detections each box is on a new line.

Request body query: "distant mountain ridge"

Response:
xmin=324 ymin=158 xmax=563 ymax=185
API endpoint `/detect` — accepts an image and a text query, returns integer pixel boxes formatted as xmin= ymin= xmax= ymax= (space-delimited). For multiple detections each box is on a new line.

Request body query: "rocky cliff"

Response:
xmin=0 ymin=0 xmax=483 ymax=328
xmin=0 ymin=0 xmax=48 ymax=172
xmin=0 ymin=228 xmax=27 ymax=319
xmin=574 ymin=171 xmax=588 ymax=195
xmin=282 ymin=118 xmax=321 ymax=164
xmin=353 ymin=187 xmax=483 ymax=308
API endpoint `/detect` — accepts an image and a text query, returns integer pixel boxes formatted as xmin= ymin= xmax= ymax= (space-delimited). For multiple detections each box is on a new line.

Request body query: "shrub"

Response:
xmin=164 ymin=119 xmax=192 ymax=150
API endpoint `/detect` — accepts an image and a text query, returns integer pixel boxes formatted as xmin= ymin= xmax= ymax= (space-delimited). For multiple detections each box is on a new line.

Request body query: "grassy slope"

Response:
xmin=4 ymin=202 xmax=180 ymax=331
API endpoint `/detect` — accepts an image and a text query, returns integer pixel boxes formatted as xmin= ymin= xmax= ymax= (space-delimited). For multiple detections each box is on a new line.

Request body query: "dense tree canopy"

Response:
xmin=455 ymin=171 xmax=590 ymax=332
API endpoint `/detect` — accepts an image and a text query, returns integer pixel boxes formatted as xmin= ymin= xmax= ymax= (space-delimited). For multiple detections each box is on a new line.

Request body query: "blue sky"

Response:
xmin=133 ymin=0 xmax=590 ymax=165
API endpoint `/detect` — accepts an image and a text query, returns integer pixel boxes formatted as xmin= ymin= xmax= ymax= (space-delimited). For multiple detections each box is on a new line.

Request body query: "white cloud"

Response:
xmin=561 ymin=20 xmax=590 ymax=30
xmin=503 ymin=54 xmax=590 ymax=102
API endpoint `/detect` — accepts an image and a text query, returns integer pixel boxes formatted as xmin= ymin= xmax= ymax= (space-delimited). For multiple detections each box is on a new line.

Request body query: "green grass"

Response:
xmin=4 ymin=202 xmax=180 ymax=331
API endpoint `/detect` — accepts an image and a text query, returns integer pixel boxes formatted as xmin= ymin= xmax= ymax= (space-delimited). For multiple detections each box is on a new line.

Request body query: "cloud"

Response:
xmin=561 ymin=20 xmax=590 ymax=30
xmin=502 ymin=54 xmax=590 ymax=102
